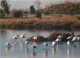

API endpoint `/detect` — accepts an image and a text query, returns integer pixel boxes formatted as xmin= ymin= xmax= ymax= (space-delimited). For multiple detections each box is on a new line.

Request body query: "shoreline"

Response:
xmin=0 ymin=14 xmax=80 ymax=30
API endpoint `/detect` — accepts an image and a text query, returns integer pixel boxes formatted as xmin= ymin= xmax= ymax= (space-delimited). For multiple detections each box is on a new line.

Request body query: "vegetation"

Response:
xmin=10 ymin=10 xmax=23 ymax=18
xmin=0 ymin=0 xmax=10 ymax=14
xmin=30 ymin=5 xmax=35 ymax=14
xmin=0 ymin=14 xmax=80 ymax=30
xmin=0 ymin=9 xmax=5 ymax=19
xmin=41 ymin=1 xmax=80 ymax=15
xmin=0 ymin=1 xmax=80 ymax=30
xmin=78 ymin=16 xmax=80 ymax=20
xmin=36 ymin=11 xmax=42 ymax=18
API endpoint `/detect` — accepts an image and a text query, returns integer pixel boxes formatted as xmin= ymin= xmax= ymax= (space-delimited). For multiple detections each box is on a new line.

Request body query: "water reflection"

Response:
xmin=43 ymin=49 xmax=48 ymax=58
xmin=33 ymin=42 xmax=38 ymax=46
xmin=72 ymin=42 xmax=77 ymax=47
xmin=52 ymin=47 xmax=56 ymax=55
xmin=67 ymin=48 xmax=70 ymax=58
xmin=30 ymin=49 xmax=37 ymax=58
xmin=5 ymin=47 xmax=11 ymax=52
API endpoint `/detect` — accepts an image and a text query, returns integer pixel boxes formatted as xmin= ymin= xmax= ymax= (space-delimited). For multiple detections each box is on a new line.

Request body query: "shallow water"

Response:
xmin=0 ymin=29 xmax=80 ymax=58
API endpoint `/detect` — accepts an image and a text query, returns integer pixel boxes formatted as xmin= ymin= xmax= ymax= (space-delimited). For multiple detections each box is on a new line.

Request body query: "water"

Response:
xmin=0 ymin=29 xmax=80 ymax=58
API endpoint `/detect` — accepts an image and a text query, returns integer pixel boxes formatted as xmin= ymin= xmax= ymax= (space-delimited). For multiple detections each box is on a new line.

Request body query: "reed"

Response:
xmin=0 ymin=14 xmax=80 ymax=30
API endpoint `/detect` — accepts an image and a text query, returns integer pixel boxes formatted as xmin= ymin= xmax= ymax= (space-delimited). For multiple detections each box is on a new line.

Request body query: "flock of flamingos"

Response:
xmin=5 ymin=33 xmax=80 ymax=49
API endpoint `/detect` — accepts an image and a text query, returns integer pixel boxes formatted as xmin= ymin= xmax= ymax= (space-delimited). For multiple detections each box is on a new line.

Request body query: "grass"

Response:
xmin=0 ymin=14 xmax=80 ymax=30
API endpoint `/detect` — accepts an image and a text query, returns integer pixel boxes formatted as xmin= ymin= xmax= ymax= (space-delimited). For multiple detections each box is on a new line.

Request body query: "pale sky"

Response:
xmin=0 ymin=0 xmax=80 ymax=10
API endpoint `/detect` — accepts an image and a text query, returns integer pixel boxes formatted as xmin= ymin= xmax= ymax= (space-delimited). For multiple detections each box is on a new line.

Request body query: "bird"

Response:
xmin=20 ymin=33 xmax=26 ymax=39
xmin=42 ymin=43 xmax=48 ymax=49
xmin=31 ymin=45 xmax=37 ymax=49
xmin=67 ymin=36 xmax=72 ymax=40
xmin=51 ymin=41 xmax=56 ymax=48
xmin=71 ymin=36 xmax=77 ymax=42
xmin=77 ymin=37 xmax=80 ymax=41
xmin=58 ymin=35 xmax=62 ymax=38
xmin=11 ymin=34 xmax=19 ymax=40
xmin=29 ymin=43 xmax=37 ymax=49
xmin=55 ymin=35 xmax=62 ymax=42
xmin=25 ymin=41 xmax=30 ymax=45
xmin=5 ymin=43 xmax=11 ymax=47
xmin=67 ymin=41 xmax=70 ymax=46
xmin=55 ymin=38 xmax=60 ymax=42
xmin=33 ymin=36 xmax=37 ymax=40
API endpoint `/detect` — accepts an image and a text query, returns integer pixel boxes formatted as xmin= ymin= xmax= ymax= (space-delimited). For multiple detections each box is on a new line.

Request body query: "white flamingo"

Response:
xmin=25 ymin=41 xmax=30 ymax=45
xmin=20 ymin=33 xmax=26 ymax=39
xmin=67 ymin=41 xmax=70 ymax=46
xmin=11 ymin=34 xmax=19 ymax=40
xmin=58 ymin=35 xmax=62 ymax=38
xmin=29 ymin=43 xmax=37 ymax=49
xmin=55 ymin=38 xmax=60 ymax=42
xmin=67 ymin=36 xmax=72 ymax=40
xmin=5 ymin=43 xmax=11 ymax=47
xmin=55 ymin=35 xmax=62 ymax=42
xmin=31 ymin=45 xmax=37 ymax=49
xmin=33 ymin=36 xmax=37 ymax=40
xmin=42 ymin=43 xmax=48 ymax=49
xmin=71 ymin=36 xmax=77 ymax=42
xmin=77 ymin=37 xmax=80 ymax=41
xmin=51 ymin=41 xmax=56 ymax=47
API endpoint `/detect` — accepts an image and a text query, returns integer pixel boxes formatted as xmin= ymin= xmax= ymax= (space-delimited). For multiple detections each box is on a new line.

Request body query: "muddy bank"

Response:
xmin=27 ymin=32 xmax=72 ymax=42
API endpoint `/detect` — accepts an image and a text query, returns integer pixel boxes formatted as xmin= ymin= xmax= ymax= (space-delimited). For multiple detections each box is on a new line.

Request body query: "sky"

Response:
xmin=0 ymin=0 xmax=80 ymax=10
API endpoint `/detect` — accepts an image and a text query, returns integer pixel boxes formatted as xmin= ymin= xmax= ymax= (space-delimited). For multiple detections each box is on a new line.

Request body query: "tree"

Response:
xmin=0 ymin=0 xmax=10 ymax=14
xmin=36 ymin=11 xmax=41 ymax=18
xmin=0 ymin=9 xmax=5 ymax=19
xmin=30 ymin=5 xmax=35 ymax=14
xmin=11 ymin=10 xmax=23 ymax=18
xmin=35 ymin=0 xmax=41 ymax=11
xmin=35 ymin=0 xmax=42 ymax=18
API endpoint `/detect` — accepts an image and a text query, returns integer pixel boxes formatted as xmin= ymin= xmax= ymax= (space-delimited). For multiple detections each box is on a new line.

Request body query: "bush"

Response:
xmin=36 ymin=12 xmax=42 ymax=18
xmin=30 ymin=5 xmax=35 ymax=14
xmin=10 ymin=10 xmax=23 ymax=18
xmin=0 ymin=9 xmax=5 ymax=19
xmin=78 ymin=16 xmax=80 ymax=20
xmin=44 ymin=12 xmax=50 ymax=15
xmin=43 ymin=2 xmax=80 ymax=15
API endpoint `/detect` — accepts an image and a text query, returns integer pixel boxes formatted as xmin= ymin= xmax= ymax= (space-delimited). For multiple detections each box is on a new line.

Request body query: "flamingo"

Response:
xmin=67 ymin=41 xmax=70 ymax=46
xmin=20 ymin=33 xmax=26 ymax=39
xmin=31 ymin=45 xmax=37 ymax=49
xmin=25 ymin=41 xmax=30 ymax=45
xmin=67 ymin=36 xmax=72 ymax=40
xmin=29 ymin=43 xmax=37 ymax=49
xmin=33 ymin=36 xmax=37 ymax=40
xmin=77 ymin=37 xmax=80 ymax=41
xmin=51 ymin=41 xmax=56 ymax=48
xmin=55 ymin=35 xmax=62 ymax=42
xmin=55 ymin=38 xmax=60 ymax=42
xmin=11 ymin=34 xmax=19 ymax=40
xmin=42 ymin=43 xmax=48 ymax=49
xmin=58 ymin=35 xmax=62 ymax=38
xmin=5 ymin=43 xmax=11 ymax=47
xmin=71 ymin=36 xmax=77 ymax=42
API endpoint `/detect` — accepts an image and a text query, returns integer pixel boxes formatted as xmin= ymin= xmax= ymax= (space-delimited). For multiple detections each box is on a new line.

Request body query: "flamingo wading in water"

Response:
xmin=42 ymin=43 xmax=48 ymax=49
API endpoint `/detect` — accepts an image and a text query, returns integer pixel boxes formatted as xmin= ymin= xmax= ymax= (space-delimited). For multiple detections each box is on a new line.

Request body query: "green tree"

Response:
xmin=36 ymin=11 xmax=41 ymax=18
xmin=0 ymin=0 xmax=10 ymax=14
xmin=0 ymin=9 xmax=5 ymax=19
xmin=30 ymin=5 xmax=35 ymax=14
xmin=11 ymin=10 xmax=23 ymax=18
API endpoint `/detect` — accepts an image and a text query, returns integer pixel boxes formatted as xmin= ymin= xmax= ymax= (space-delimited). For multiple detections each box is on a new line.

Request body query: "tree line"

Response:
xmin=0 ymin=0 xmax=80 ymax=19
